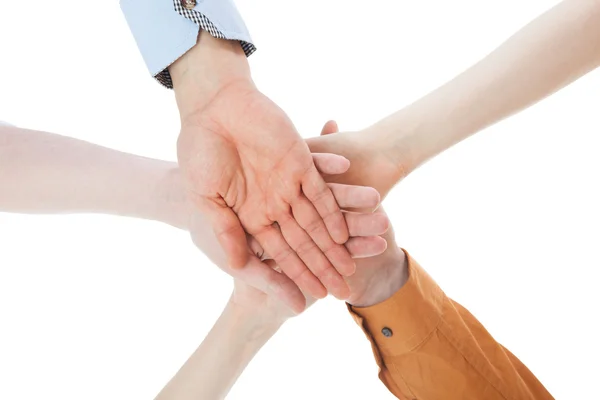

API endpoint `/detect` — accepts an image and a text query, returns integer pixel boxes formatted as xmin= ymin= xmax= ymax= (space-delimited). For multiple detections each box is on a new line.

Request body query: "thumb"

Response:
xmin=320 ymin=120 xmax=339 ymax=136
xmin=200 ymin=197 xmax=249 ymax=269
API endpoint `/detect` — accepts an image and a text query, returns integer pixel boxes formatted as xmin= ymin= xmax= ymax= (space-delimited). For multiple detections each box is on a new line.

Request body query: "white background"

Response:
xmin=1 ymin=0 xmax=598 ymax=399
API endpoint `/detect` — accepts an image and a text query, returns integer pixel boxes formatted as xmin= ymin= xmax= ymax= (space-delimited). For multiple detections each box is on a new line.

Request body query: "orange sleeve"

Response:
xmin=347 ymin=250 xmax=554 ymax=400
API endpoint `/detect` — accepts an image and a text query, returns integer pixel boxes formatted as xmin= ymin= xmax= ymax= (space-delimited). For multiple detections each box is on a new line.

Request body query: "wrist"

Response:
xmin=348 ymin=248 xmax=408 ymax=307
xmin=225 ymin=298 xmax=284 ymax=341
xmin=152 ymin=165 xmax=192 ymax=231
xmin=170 ymin=30 xmax=252 ymax=120
xmin=369 ymin=108 xmax=428 ymax=178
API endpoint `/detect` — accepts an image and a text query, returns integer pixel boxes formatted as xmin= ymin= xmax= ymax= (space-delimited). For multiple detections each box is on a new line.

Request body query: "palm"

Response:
xmin=177 ymin=83 xmax=355 ymax=308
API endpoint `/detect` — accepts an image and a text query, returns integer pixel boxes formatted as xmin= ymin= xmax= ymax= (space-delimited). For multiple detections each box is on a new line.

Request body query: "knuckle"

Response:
xmin=293 ymin=267 xmax=316 ymax=286
xmin=317 ymin=265 xmax=339 ymax=282
xmin=308 ymin=187 xmax=330 ymax=204
xmin=323 ymin=242 xmax=344 ymax=259
xmin=215 ymin=223 xmax=239 ymax=239
xmin=294 ymin=239 xmax=318 ymax=259
xmin=272 ymin=248 xmax=293 ymax=265
xmin=304 ymin=218 xmax=324 ymax=236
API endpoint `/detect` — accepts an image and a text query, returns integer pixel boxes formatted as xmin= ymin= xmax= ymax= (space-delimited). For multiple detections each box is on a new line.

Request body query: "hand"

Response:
xmin=171 ymin=32 xmax=357 ymax=303
xmin=186 ymin=149 xmax=388 ymax=314
xmin=305 ymin=124 xmax=406 ymax=201
xmin=311 ymin=121 xmax=409 ymax=307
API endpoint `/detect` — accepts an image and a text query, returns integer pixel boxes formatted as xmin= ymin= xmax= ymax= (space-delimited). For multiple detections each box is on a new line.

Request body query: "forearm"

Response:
xmin=378 ymin=0 xmax=600 ymax=173
xmin=0 ymin=125 xmax=189 ymax=229
xmin=155 ymin=298 xmax=282 ymax=400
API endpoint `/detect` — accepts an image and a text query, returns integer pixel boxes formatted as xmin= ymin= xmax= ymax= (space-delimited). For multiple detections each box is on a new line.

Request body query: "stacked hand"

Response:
xmin=172 ymin=32 xmax=361 ymax=307
xmin=186 ymin=129 xmax=389 ymax=314
xmin=312 ymin=122 xmax=408 ymax=308
xmin=206 ymin=121 xmax=409 ymax=325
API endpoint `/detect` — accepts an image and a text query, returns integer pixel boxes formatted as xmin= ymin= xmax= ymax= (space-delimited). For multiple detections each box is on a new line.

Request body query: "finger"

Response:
xmin=345 ymin=236 xmax=388 ymax=258
xmin=302 ymin=166 xmax=350 ymax=244
xmin=312 ymin=153 xmax=350 ymax=175
xmin=320 ymin=120 xmax=339 ymax=135
xmin=344 ymin=211 xmax=390 ymax=237
xmin=246 ymin=235 xmax=266 ymax=260
xmin=309 ymin=120 xmax=350 ymax=244
xmin=254 ymin=224 xmax=328 ymax=300
xmin=277 ymin=213 xmax=350 ymax=299
xmin=264 ymin=258 xmax=317 ymax=310
xmin=263 ymin=259 xmax=281 ymax=272
xmin=233 ymin=257 xmax=306 ymax=314
xmin=260 ymin=237 xmax=388 ymax=261
xmin=199 ymin=197 xmax=249 ymax=269
xmin=260 ymin=211 xmax=389 ymax=261
xmin=290 ymin=193 xmax=355 ymax=276
xmin=329 ymin=183 xmax=380 ymax=209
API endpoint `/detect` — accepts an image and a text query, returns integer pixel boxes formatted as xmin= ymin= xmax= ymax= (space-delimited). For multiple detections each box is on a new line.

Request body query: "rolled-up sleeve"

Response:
xmin=120 ymin=0 xmax=255 ymax=88
xmin=347 ymin=250 xmax=553 ymax=399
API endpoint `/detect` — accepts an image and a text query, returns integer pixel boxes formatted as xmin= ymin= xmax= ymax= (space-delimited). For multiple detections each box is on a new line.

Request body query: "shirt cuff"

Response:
xmin=120 ymin=0 xmax=255 ymax=89
xmin=347 ymin=250 xmax=445 ymax=357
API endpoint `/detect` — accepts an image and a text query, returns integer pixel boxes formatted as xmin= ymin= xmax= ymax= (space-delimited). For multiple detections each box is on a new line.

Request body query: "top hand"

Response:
xmin=170 ymin=32 xmax=356 ymax=302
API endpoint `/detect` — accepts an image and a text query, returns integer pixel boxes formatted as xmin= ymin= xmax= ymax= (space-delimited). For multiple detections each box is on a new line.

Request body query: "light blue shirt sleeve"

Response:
xmin=120 ymin=0 xmax=255 ymax=88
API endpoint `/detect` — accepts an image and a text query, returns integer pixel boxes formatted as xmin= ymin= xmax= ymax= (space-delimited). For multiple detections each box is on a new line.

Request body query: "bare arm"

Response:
xmin=383 ymin=0 xmax=600 ymax=173
xmin=154 ymin=298 xmax=282 ymax=400
xmin=0 ymin=124 xmax=187 ymax=229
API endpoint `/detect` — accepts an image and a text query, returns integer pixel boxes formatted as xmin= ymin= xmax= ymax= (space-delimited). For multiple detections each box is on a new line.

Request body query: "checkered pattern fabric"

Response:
xmin=154 ymin=0 xmax=256 ymax=89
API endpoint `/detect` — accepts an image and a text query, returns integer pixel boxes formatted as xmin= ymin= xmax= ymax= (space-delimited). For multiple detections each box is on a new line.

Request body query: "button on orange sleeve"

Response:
xmin=347 ymin=250 xmax=554 ymax=400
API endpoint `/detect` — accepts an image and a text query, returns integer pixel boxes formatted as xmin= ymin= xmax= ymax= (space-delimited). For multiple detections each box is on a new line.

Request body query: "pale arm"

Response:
xmin=0 ymin=124 xmax=187 ymax=229
xmin=154 ymin=299 xmax=281 ymax=400
xmin=379 ymin=0 xmax=600 ymax=175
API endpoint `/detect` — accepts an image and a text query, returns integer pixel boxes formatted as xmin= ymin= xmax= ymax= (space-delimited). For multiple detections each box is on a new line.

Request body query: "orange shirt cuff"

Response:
xmin=347 ymin=249 xmax=445 ymax=357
